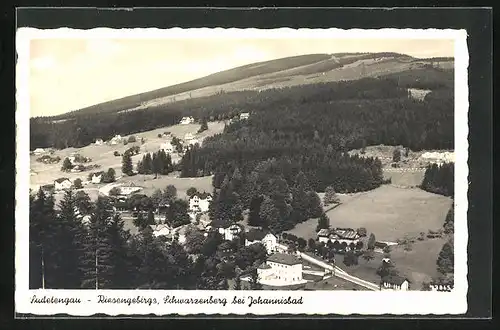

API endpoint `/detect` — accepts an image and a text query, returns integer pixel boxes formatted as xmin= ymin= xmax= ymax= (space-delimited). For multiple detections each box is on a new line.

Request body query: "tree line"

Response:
xmin=29 ymin=188 xmax=267 ymax=290
xmin=420 ymin=162 xmax=454 ymax=197
xmin=122 ymin=149 xmax=174 ymax=177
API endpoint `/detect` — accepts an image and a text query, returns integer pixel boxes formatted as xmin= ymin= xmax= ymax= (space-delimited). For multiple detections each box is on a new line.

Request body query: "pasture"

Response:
xmin=336 ymin=236 xmax=448 ymax=290
xmin=324 ymin=185 xmax=452 ymax=242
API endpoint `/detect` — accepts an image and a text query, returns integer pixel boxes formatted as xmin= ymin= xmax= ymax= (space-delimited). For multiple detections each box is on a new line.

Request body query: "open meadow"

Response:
xmin=336 ymin=235 xmax=449 ymax=290
xmin=324 ymin=185 xmax=452 ymax=242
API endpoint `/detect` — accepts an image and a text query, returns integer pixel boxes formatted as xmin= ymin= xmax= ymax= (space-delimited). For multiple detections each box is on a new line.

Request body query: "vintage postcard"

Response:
xmin=16 ymin=27 xmax=468 ymax=316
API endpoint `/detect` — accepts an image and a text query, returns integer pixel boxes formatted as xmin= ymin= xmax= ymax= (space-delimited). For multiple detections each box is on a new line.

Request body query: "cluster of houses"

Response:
xmin=179 ymin=116 xmax=195 ymax=125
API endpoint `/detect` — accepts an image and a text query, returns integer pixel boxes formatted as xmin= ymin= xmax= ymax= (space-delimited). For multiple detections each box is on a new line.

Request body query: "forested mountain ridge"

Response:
xmin=33 ymin=52 xmax=453 ymax=121
xmin=30 ymin=62 xmax=453 ymax=150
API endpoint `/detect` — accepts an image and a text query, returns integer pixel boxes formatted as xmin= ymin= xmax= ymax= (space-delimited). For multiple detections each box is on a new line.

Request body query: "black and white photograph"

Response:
xmin=15 ymin=23 xmax=470 ymax=316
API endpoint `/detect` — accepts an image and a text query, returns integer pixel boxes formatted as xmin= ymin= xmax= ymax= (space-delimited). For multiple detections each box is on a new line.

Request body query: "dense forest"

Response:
xmin=30 ymin=68 xmax=453 ymax=150
xmin=420 ymin=163 xmax=454 ymax=197
xmin=29 ymin=189 xmax=269 ymax=290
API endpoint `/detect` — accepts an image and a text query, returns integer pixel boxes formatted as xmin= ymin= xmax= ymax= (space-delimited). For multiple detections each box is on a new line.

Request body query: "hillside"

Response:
xmin=46 ymin=52 xmax=454 ymax=120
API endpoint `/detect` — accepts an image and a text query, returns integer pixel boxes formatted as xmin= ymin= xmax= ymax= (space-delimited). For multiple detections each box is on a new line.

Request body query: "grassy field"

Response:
xmin=324 ymin=185 xmax=452 ymax=242
xmin=383 ymin=169 xmax=425 ymax=188
xmin=286 ymin=192 xmax=371 ymax=240
xmin=304 ymin=276 xmax=370 ymax=291
xmin=118 ymin=173 xmax=213 ymax=200
xmin=336 ymin=236 xmax=448 ymax=290
xmin=30 ymin=122 xmax=224 ymax=192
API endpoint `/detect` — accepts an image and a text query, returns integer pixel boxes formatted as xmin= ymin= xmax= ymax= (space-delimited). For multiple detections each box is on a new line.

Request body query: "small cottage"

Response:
xmin=380 ymin=275 xmax=410 ymax=291
xmin=246 ymin=229 xmax=278 ymax=254
xmin=54 ymin=178 xmax=72 ymax=191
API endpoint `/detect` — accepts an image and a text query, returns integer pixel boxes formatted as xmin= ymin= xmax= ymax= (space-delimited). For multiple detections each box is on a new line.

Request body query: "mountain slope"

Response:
xmin=49 ymin=53 xmax=454 ymax=120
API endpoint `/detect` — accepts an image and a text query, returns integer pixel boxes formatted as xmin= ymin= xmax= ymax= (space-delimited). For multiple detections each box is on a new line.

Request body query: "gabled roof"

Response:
xmin=267 ymin=253 xmax=301 ymax=266
xmin=246 ymin=228 xmax=273 ymax=242
xmin=334 ymin=228 xmax=359 ymax=239
xmin=381 ymin=275 xmax=408 ymax=286
xmin=191 ymin=191 xmax=212 ymax=199
xmin=317 ymin=228 xmax=330 ymax=237
xmin=55 ymin=177 xmax=70 ymax=183
xmin=258 ymin=262 xmax=272 ymax=270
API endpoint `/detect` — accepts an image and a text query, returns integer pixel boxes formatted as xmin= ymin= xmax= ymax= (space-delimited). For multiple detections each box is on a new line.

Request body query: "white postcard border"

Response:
xmin=16 ymin=27 xmax=469 ymax=316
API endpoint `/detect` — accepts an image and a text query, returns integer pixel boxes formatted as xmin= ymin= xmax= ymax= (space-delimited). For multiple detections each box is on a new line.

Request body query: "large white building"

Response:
xmin=257 ymin=253 xmax=306 ymax=286
xmin=245 ymin=229 xmax=278 ymax=254
xmin=189 ymin=192 xmax=212 ymax=214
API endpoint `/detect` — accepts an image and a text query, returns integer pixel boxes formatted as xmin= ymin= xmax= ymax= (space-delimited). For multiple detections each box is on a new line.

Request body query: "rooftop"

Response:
xmin=258 ymin=263 xmax=272 ymax=270
xmin=55 ymin=177 xmax=70 ymax=183
xmin=267 ymin=253 xmax=302 ymax=266
xmin=334 ymin=228 xmax=359 ymax=239
xmin=246 ymin=228 xmax=273 ymax=242
xmin=317 ymin=228 xmax=330 ymax=237
xmin=381 ymin=275 xmax=408 ymax=286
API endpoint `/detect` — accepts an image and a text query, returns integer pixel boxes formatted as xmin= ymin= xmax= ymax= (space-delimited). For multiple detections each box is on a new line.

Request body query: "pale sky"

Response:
xmin=29 ymin=38 xmax=454 ymax=117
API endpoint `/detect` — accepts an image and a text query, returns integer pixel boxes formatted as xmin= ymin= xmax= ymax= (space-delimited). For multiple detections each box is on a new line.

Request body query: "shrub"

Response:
xmin=128 ymin=136 xmax=137 ymax=143
xmin=114 ymin=151 xmax=120 ymax=157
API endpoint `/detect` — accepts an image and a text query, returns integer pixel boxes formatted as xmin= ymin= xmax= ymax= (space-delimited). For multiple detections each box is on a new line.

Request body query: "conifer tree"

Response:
xmin=80 ymin=197 xmax=115 ymax=289
xmin=53 ymin=190 xmax=86 ymax=288
xmin=121 ymin=153 xmax=133 ymax=176
xmin=248 ymin=195 xmax=264 ymax=227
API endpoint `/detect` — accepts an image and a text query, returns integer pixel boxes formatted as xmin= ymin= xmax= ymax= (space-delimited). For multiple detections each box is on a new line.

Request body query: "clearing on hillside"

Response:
xmin=324 ymin=185 xmax=452 ymax=242
xmin=30 ymin=122 xmax=224 ymax=191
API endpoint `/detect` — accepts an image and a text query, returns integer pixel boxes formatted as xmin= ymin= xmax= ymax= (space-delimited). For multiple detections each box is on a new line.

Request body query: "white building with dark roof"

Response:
xmin=54 ymin=178 xmax=72 ymax=191
xmin=189 ymin=192 xmax=212 ymax=213
xmin=180 ymin=116 xmax=195 ymax=125
xmin=380 ymin=275 xmax=410 ymax=291
xmin=256 ymin=253 xmax=306 ymax=286
xmin=245 ymin=229 xmax=278 ymax=254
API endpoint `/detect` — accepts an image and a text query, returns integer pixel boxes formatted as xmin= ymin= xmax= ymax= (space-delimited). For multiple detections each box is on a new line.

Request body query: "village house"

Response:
xmin=70 ymin=164 xmax=85 ymax=173
xmin=380 ymin=275 xmax=410 ymax=291
xmin=316 ymin=227 xmax=360 ymax=249
xmin=187 ymin=138 xmax=200 ymax=147
xmin=172 ymin=224 xmax=198 ymax=244
xmin=40 ymin=184 xmax=55 ymax=196
xmin=33 ymin=148 xmax=46 ymax=155
xmin=245 ymin=229 xmax=278 ymax=254
xmin=189 ymin=192 xmax=212 ymax=213
xmin=68 ymin=152 xmax=80 ymax=163
xmin=160 ymin=141 xmax=174 ymax=153
xmin=54 ymin=178 xmax=72 ymax=191
xmin=217 ymin=224 xmax=243 ymax=241
xmin=239 ymin=112 xmax=250 ymax=120
xmin=256 ymin=253 xmax=305 ymax=286
xmin=184 ymin=133 xmax=195 ymax=141
xmin=317 ymin=228 xmax=331 ymax=243
xmin=91 ymin=172 xmax=104 ymax=184
xmin=109 ymin=135 xmax=123 ymax=145
xmin=179 ymin=116 xmax=195 ymax=125
xmin=119 ymin=184 xmax=142 ymax=196
xmin=329 ymin=228 xmax=360 ymax=248
xmin=149 ymin=224 xmax=171 ymax=238
xmin=94 ymin=138 xmax=104 ymax=145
